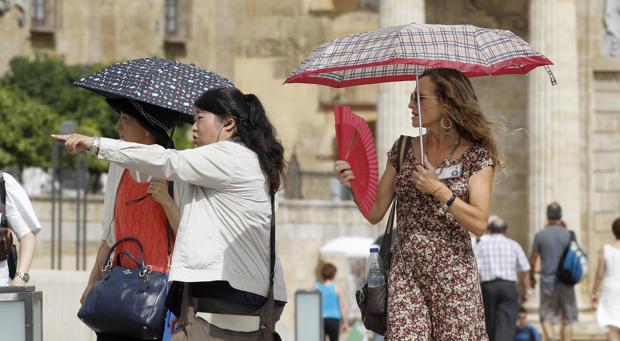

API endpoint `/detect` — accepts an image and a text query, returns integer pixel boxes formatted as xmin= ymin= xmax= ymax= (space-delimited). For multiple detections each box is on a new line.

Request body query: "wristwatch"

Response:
xmin=15 ymin=272 xmax=30 ymax=283
xmin=441 ymin=192 xmax=457 ymax=212
xmin=88 ymin=136 xmax=101 ymax=155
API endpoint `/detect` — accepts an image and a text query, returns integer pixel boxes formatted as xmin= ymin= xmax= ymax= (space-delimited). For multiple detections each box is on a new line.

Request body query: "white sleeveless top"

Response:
xmin=597 ymin=244 xmax=620 ymax=329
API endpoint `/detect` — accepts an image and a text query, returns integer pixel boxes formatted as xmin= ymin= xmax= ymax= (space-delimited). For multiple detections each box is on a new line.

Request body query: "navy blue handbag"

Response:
xmin=78 ymin=237 xmax=169 ymax=340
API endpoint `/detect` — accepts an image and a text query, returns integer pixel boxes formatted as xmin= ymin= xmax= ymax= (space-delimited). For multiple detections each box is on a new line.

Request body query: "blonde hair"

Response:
xmin=421 ymin=68 xmax=504 ymax=168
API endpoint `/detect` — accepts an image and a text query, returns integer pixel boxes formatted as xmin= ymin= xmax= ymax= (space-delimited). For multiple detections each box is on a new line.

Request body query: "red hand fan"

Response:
xmin=334 ymin=105 xmax=379 ymax=218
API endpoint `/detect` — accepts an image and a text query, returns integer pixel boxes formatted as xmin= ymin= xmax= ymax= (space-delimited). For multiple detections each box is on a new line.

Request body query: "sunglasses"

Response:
xmin=409 ymin=93 xmax=439 ymax=104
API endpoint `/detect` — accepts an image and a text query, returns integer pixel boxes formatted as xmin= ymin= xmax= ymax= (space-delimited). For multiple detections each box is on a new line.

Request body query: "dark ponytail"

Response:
xmin=194 ymin=88 xmax=285 ymax=194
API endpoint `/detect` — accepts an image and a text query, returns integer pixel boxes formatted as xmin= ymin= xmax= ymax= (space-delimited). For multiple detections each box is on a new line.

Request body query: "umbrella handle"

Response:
xmin=415 ymin=67 xmax=425 ymax=166
xmin=343 ymin=131 xmax=358 ymax=161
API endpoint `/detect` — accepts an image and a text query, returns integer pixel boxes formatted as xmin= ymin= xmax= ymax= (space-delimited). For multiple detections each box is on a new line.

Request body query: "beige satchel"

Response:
xmin=171 ymin=283 xmax=282 ymax=341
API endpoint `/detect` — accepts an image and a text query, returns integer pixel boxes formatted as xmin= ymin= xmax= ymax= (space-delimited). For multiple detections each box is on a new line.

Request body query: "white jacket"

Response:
xmin=98 ymin=138 xmax=287 ymax=302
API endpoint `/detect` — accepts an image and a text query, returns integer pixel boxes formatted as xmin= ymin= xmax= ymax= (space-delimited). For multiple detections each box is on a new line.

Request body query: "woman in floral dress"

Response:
xmin=335 ymin=68 xmax=502 ymax=340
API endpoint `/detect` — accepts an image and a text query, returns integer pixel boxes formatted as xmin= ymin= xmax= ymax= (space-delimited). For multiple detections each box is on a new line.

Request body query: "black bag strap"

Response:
xmin=165 ymin=181 xmax=175 ymax=258
xmin=269 ymin=193 xmax=276 ymax=285
xmin=396 ymin=135 xmax=412 ymax=173
xmin=0 ymin=172 xmax=8 ymax=228
xmin=379 ymin=135 xmax=411 ymax=267
xmin=569 ymin=230 xmax=576 ymax=243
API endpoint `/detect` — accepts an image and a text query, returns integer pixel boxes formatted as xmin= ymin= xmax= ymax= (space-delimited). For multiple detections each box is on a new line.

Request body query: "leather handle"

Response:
xmin=104 ymin=237 xmax=147 ymax=270
xmin=115 ymin=251 xmax=142 ymax=268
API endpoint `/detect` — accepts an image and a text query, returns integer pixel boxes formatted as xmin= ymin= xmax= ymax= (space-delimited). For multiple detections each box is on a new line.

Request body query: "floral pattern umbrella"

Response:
xmin=74 ymin=57 xmax=234 ymax=123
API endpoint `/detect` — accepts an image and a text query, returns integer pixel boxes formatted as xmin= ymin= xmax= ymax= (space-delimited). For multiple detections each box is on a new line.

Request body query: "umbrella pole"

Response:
xmin=415 ymin=66 xmax=425 ymax=163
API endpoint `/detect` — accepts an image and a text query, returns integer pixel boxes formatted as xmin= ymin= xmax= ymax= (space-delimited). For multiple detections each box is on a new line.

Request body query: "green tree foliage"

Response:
xmin=1 ymin=54 xmax=192 ymax=176
xmin=0 ymin=87 xmax=59 ymax=172
xmin=6 ymin=55 xmax=119 ymax=139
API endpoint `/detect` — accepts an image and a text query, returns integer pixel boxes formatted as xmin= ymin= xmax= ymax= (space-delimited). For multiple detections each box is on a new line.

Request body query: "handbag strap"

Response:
xmin=256 ymin=193 xmax=278 ymax=336
xmin=104 ymin=237 xmax=147 ymax=271
xmin=379 ymin=135 xmax=411 ymax=265
xmin=165 ymin=181 xmax=175 ymax=258
xmin=0 ymin=172 xmax=8 ymax=228
xmin=569 ymin=230 xmax=576 ymax=243
xmin=269 ymin=193 xmax=276 ymax=285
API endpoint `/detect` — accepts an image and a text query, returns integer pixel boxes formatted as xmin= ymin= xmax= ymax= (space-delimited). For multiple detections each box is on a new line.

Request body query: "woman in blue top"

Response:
xmin=316 ymin=263 xmax=348 ymax=341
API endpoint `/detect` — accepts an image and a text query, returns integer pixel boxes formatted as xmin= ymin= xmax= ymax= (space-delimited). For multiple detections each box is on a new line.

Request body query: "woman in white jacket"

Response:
xmin=54 ymin=87 xmax=287 ymax=332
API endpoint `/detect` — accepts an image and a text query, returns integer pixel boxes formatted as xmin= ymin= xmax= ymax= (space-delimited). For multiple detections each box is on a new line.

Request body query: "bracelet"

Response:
xmin=445 ymin=192 xmax=457 ymax=207
xmin=440 ymin=192 xmax=457 ymax=212
xmin=431 ymin=184 xmax=443 ymax=195
xmin=88 ymin=136 xmax=101 ymax=155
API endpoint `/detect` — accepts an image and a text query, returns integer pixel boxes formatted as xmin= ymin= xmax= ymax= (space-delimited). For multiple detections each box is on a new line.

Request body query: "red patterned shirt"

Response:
xmin=114 ymin=170 xmax=173 ymax=273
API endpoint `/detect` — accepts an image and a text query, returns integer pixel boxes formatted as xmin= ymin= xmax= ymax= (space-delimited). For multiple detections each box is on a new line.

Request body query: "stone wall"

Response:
xmin=590 ymin=71 xmax=620 ymax=257
xmin=428 ymin=0 xmax=531 ymax=247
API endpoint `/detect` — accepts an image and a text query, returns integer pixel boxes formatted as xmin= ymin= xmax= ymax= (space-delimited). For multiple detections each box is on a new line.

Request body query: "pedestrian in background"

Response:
xmin=316 ymin=263 xmax=348 ymax=340
xmin=474 ymin=217 xmax=530 ymax=341
xmin=514 ymin=307 xmax=542 ymax=341
xmin=0 ymin=171 xmax=40 ymax=287
xmin=591 ymin=217 xmax=620 ymax=341
xmin=529 ymin=202 xmax=578 ymax=341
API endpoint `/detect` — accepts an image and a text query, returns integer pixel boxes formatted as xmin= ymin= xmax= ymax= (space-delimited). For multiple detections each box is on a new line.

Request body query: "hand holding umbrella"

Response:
xmin=411 ymin=156 xmax=443 ymax=195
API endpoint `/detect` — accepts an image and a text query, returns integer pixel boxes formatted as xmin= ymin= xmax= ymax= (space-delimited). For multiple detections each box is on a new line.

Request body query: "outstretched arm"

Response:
xmin=51 ymin=134 xmax=236 ymax=189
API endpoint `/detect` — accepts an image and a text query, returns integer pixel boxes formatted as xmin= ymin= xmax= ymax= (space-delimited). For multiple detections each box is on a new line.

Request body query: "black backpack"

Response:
xmin=0 ymin=172 xmax=18 ymax=279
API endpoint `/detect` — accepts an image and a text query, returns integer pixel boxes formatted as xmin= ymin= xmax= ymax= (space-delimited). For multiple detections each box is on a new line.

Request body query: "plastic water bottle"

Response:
xmin=367 ymin=247 xmax=385 ymax=288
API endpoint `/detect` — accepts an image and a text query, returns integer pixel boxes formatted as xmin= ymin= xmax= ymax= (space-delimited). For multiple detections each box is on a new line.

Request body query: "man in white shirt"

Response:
xmin=0 ymin=172 xmax=41 ymax=286
xmin=474 ymin=217 xmax=531 ymax=341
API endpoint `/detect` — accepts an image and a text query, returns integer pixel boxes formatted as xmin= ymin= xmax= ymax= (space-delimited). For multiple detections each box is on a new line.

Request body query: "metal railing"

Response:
xmin=285 ymin=156 xmax=352 ymax=201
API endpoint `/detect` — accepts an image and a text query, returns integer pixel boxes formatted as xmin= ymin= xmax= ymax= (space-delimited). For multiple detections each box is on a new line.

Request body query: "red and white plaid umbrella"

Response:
xmin=285 ymin=23 xmax=555 ymax=87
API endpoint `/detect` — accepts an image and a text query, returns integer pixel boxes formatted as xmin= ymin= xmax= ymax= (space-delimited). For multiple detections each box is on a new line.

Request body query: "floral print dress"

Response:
xmin=385 ymin=138 xmax=492 ymax=340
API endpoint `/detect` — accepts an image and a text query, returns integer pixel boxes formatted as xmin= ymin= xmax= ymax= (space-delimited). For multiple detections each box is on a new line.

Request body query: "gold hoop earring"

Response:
xmin=440 ymin=117 xmax=453 ymax=131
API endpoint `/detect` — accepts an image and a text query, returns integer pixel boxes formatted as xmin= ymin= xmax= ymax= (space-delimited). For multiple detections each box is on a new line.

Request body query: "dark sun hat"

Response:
xmin=105 ymin=98 xmax=179 ymax=148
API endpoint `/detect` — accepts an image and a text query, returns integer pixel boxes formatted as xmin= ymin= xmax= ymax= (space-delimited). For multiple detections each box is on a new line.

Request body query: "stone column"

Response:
xmin=377 ymin=0 xmax=425 ymax=171
xmin=528 ymin=0 xmax=581 ymax=237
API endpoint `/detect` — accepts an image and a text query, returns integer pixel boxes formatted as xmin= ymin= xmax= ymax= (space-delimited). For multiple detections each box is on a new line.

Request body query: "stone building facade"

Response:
xmin=1 ymin=0 xmax=619 ymax=338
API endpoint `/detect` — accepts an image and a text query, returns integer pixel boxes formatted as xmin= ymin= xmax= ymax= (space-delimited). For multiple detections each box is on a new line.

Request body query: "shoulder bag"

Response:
xmin=78 ymin=236 xmax=169 ymax=339
xmin=355 ymin=135 xmax=411 ymax=335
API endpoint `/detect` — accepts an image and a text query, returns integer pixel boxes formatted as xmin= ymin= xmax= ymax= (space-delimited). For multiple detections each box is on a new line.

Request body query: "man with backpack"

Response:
xmin=0 ymin=171 xmax=40 ymax=286
xmin=529 ymin=202 xmax=578 ymax=341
